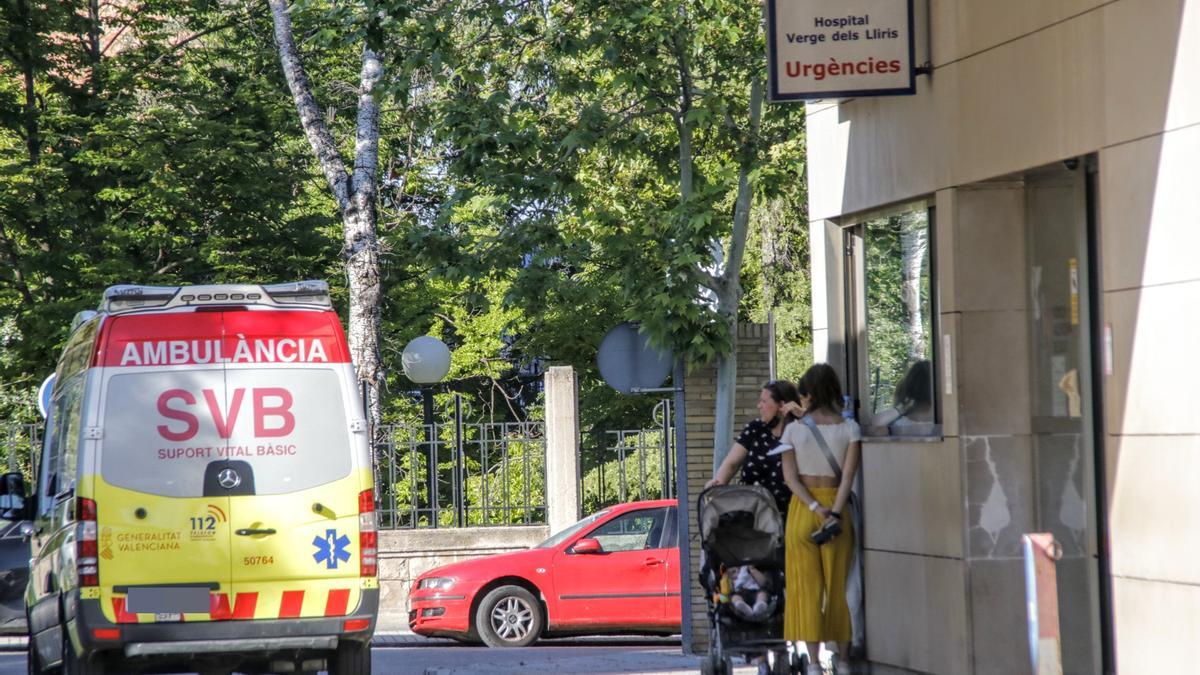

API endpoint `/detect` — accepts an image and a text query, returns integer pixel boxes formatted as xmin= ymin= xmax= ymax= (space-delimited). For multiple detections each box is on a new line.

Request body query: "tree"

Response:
xmin=0 ymin=1 xmax=339 ymax=414
xmin=267 ymin=0 xmax=384 ymax=427
xmin=538 ymin=0 xmax=805 ymax=469
xmin=370 ymin=0 xmax=806 ymax=464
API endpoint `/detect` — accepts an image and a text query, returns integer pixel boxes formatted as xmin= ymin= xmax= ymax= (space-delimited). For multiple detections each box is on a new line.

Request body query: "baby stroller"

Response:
xmin=698 ymin=485 xmax=803 ymax=675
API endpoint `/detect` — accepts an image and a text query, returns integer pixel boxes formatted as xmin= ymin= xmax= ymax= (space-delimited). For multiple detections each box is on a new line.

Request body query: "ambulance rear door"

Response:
xmin=94 ymin=311 xmax=235 ymax=624
xmin=219 ymin=310 xmax=369 ymax=622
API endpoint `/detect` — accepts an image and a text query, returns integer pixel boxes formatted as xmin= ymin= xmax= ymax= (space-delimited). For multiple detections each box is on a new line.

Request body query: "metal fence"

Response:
xmin=580 ymin=399 xmax=676 ymax=515
xmin=0 ymin=423 xmax=38 ymax=476
xmin=1 ymin=399 xmax=676 ymax=531
xmin=374 ymin=419 xmax=547 ymax=530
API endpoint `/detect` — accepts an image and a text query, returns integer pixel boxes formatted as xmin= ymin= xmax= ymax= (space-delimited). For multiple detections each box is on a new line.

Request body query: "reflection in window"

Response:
xmin=861 ymin=207 xmax=939 ymax=437
xmin=588 ymin=508 xmax=666 ymax=552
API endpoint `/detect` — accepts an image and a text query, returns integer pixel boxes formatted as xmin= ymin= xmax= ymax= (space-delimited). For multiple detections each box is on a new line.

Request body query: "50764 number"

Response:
xmin=243 ymin=556 xmax=275 ymax=566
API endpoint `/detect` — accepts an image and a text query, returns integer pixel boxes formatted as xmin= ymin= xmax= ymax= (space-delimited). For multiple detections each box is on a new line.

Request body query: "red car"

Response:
xmin=409 ymin=499 xmax=681 ymax=647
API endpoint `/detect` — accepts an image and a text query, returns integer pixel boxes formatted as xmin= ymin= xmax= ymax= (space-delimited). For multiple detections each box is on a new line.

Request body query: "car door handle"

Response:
xmin=643 ymin=557 xmax=664 ymax=567
xmin=235 ymin=528 xmax=277 ymax=536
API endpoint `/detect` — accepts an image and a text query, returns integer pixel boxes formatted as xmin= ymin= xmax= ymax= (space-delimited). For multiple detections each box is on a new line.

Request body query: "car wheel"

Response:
xmin=474 ymin=585 xmax=542 ymax=648
xmin=328 ymin=639 xmax=371 ymax=675
xmin=60 ymin=629 xmax=103 ymax=675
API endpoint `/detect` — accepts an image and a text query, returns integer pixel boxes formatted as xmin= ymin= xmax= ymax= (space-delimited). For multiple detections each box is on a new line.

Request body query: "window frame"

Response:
xmin=841 ymin=198 xmax=943 ymax=440
xmin=584 ymin=507 xmax=669 ymax=552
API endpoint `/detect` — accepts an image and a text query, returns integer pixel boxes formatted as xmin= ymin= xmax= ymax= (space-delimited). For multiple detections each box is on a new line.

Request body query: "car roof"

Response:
xmin=606 ymin=499 xmax=677 ymax=512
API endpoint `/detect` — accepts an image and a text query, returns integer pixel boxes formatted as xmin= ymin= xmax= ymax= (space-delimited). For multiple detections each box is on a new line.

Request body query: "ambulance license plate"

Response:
xmin=154 ymin=613 xmax=182 ymax=622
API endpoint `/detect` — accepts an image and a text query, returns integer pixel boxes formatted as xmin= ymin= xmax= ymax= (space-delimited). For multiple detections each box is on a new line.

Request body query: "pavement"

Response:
xmin=0 ymin=632 xmax=771 ymax=674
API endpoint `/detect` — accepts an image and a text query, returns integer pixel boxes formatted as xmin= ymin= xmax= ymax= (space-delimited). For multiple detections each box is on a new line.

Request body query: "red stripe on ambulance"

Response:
xmin=97 ymin=311 xmax=350 ymax=367
xmin=232 ymin=592 xmax=258 ymax=619
xmin=210 ymin=593 xmax=232 ymax=620
xmin=111 ymin=597 xmax=138 ymax=624
xmin=279 ymin=590 xmax=305 ymax=618
xmin=325 ymin=589 xmax=350 ymax=617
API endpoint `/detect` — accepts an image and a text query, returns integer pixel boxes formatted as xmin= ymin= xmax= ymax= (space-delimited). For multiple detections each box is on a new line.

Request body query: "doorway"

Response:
xmin=1023 ymin=157 xmax=1110 ymax=674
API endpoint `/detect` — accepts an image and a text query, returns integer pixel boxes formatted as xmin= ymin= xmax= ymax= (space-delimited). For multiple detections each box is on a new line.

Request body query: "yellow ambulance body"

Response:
xmin=25 ymin=281 xmax=377 ymax=674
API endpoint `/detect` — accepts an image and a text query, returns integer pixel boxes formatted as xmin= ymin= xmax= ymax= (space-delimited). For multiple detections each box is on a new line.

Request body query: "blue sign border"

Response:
xmin=766 ymin=0 xmax=917 ymax=102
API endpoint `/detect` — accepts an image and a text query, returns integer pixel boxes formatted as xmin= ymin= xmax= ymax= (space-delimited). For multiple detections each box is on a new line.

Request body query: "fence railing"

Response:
xmin=1 ymin=410 xmax=676 ymax=531
xmin=0 ymin=423 xmax=38 ymax=477
xmin=374 ymin=421 xmax=547 ymax=530
xmin=580 ymin=399 xmax=676 ymax=515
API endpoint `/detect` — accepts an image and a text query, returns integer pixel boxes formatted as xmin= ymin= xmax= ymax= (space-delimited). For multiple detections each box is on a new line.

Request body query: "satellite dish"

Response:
xmin=37 ymin=373 xmax=56 ymax=419
xmin=597 ymin=323 xmax=673 ymax=395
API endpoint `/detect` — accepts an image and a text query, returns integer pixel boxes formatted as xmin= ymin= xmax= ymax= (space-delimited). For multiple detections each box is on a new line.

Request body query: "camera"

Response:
xmin=809 ymin=519 xmax=842 ymax=545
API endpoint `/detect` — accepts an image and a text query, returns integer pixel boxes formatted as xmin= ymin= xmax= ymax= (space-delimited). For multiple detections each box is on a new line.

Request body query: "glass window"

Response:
xmin=536 ymin=509 xmax=610 ymax=549
xmin=857 ymin=205 xmax=940 ymax=438
xmin=586 ymin=507 xmax=667 ymax=552
xmin=43 ymin=374 xmax=85 ymax=498
xmin=101 ymin=368 xmax=351 ymax=497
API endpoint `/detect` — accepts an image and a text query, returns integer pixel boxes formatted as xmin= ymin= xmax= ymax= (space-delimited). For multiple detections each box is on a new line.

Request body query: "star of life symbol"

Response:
xmin=312 ymin=528 xmax=351 ymax=569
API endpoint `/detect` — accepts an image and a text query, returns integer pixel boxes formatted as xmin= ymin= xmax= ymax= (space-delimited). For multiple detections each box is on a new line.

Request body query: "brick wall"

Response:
xmin=682 ymin=322 xmax=772 ymax=654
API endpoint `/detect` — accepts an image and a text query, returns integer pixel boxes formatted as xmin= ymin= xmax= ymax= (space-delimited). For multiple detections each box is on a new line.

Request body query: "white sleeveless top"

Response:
xmin=779 ymin=418 xmax=861 ymax=478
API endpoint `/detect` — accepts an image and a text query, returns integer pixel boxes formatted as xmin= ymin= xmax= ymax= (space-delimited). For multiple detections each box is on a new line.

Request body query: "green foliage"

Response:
xmin=364 ymin=0 xmax=809 ymax=428
xmin=580 ymin=430 xmax=671 ymax=515
xmin=0 ymin=0 xmax=813 ymax=469
xmin=378 ymin=423 xmax=545 ymax=527
xmin=0 ymin=2 xmax=341 ymax=403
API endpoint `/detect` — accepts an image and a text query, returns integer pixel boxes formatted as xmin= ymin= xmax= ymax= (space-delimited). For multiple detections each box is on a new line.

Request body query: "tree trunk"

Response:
xmin=268 ymin=0 xmax=383 ymax=430
xmin=345 ymin=209 xmax=382 ymax=426
xmin=709 ymin=78 xmax=761 ymax=473
xmin=900 ymin=216 xmax=928 ymax=360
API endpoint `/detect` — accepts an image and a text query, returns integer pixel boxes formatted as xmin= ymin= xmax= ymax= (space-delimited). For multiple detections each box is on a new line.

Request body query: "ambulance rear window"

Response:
xmin=101 ymin=368 xmax=352 ymax=497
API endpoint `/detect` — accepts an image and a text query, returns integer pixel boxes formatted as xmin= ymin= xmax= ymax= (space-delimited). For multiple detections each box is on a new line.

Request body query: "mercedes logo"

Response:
xmin=217 ymin=468 xmax=241 ymax=490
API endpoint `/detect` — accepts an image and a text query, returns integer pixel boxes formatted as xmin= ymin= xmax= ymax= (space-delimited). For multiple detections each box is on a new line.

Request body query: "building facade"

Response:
xmin=803 ymin=2 xmax=1198 ymax=673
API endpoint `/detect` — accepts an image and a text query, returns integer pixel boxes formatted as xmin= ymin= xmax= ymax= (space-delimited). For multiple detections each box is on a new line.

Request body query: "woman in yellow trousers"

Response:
xmin=776 ymin=364 xmax=861 ymax=675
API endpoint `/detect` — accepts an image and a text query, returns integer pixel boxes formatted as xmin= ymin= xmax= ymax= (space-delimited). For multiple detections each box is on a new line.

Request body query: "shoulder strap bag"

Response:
xmin=802 ymin=417 xmax=866 ymax=650
xmin=801 ymin=416 xmax=843 ymax=481
xmin=801 ymin=415 xmax=859 ymax=547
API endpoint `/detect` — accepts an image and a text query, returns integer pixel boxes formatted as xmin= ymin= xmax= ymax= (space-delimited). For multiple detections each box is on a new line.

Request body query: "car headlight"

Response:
xmin=418 ymin=577 xmax=456 ymax=591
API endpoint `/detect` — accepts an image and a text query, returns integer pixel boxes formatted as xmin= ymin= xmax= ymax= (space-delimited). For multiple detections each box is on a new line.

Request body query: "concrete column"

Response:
xmin=544 ymin=366 xmax=581 ymax=533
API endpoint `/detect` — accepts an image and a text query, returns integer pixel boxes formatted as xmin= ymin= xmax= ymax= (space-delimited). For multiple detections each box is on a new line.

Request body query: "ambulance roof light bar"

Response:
xmin=262 ymin=280 xmax=332 ymax=306
xmin=99 ymin=280 xmax=332 ymax=314
xmin=101 ymin=284 xmax=181 ymax=313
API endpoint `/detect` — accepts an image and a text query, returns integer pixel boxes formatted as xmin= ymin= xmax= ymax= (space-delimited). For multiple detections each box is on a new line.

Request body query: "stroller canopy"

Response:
xmin=698 ymin=484 xmax=784 ymax=566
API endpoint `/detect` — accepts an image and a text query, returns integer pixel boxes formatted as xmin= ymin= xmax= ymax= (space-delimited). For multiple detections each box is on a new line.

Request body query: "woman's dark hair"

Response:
xmin=795 ymin=363 xmax=844 ymax=415
xmin=762 ymin=379 xmax=801 ymax=408
xmin=893 ymin=360 xmax=933 ymax=410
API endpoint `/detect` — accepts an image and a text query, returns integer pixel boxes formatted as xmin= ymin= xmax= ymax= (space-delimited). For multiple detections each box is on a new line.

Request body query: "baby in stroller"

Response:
xmin=725 ymin=564 xmax=771 ymax=621
xmin=699 ymin=484 xmax=792 ymax=675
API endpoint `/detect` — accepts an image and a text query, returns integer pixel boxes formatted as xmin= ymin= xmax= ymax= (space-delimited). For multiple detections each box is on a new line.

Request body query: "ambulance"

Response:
xmin=23 ymin=281 xmax=378 ymax=674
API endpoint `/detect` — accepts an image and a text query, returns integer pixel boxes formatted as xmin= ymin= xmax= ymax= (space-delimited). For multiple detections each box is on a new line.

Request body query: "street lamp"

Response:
xmin=402 ymin=337 xmax=451 ymax=527
xmin=401 ymin=336 xmax=451 ymax=385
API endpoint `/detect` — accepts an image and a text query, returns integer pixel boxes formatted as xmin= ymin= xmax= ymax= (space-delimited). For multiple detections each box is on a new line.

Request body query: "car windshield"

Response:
xmin=534 ymin=509 xmax=611 ymax=548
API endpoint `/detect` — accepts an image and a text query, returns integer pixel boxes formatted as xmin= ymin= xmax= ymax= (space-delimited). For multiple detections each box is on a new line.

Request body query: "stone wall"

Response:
xmin=682 ymin=323 xmax=772 ymax=654
xmin=376 ymin=526 xmax=549 ymax=631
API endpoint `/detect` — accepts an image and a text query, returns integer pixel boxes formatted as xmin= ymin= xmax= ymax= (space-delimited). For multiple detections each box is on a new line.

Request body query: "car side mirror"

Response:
xmin=0 ymin=472 xmax=28 ymax=521
xmin=571 ymin=538 xmax=603 ymax=555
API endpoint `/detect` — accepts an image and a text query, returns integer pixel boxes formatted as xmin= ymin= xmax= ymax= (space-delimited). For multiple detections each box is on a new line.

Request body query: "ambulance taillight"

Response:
xmin=76 ymin=497 xmax=99 ymax=587
xmin=358 ymin=489 xmax=377 ymax=577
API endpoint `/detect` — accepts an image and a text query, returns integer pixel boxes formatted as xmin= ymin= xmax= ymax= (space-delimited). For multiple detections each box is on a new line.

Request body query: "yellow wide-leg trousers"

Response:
xmin=784 ymin=487 xmax=854 ymax=643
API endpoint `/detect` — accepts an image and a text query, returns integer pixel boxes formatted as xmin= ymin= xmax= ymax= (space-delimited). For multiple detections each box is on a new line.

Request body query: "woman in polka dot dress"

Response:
xmin=706 ymin=379 xmax=800 ymax=519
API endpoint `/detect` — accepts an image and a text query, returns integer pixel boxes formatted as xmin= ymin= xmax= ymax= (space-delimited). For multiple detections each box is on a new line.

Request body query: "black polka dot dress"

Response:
xmin=735 ymin=419 xmax=792 ymax=518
